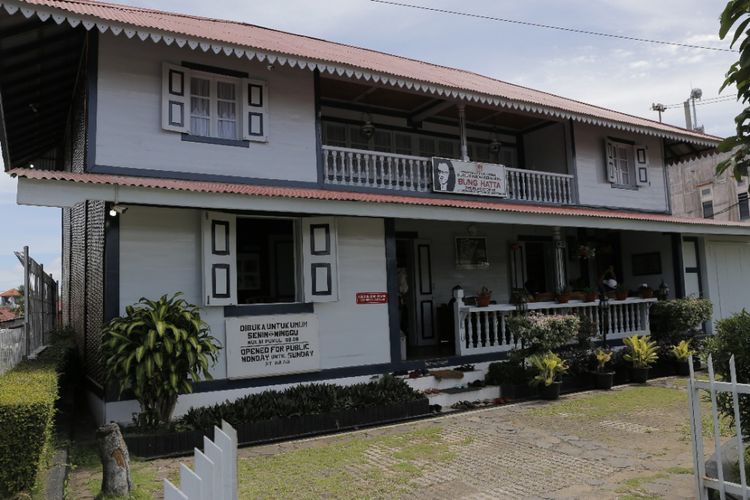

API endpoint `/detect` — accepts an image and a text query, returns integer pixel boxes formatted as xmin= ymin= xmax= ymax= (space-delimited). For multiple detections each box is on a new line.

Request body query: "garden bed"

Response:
xmin=125 ymin=398 xmax=431 ymax=459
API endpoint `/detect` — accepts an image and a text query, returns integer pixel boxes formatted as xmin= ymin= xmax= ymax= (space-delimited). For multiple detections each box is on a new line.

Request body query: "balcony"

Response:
xmin=322 ymin=145 xmax=576 ymax=205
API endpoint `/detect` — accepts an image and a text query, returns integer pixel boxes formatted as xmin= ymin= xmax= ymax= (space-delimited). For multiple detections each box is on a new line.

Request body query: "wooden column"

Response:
xmin=457 ymin=103 xmax=469 ymax=161
xmin=552 ymin=227 xmax=567 ymax=293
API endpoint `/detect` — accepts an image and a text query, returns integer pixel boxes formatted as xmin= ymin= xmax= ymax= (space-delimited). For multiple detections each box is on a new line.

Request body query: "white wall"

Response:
xmin=118 ymin=206 xmax=390 ymax=381
xmin=95 ymin=33 xmax=317 ymax=181
xmin=573 ymin=122 xmax=669 ymax=212
xmin=704 ymin=238 xmax=750 ymax=321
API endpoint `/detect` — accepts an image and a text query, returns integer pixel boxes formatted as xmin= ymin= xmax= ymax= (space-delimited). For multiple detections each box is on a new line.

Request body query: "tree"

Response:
xmin=717 ymin=1 xmax=750 ymax=178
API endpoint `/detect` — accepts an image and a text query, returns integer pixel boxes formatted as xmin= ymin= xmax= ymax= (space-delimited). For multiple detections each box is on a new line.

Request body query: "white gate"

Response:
xmin=688 ymin=355 xmax=749 ymax=499
xmin=164 ymin=421 xmax=238 ymax=500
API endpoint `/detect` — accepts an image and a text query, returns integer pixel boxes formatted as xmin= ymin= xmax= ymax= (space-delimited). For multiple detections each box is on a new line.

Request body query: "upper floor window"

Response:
xmin=700 ymin=186 xmax=714 ymax=219
xmin=161 ymin=63 xmax=268 ymax=143
xmin=605 ymin=139 xmax=649 ymax=189
xmin=739 ymin=192 xmax=749 ymax=220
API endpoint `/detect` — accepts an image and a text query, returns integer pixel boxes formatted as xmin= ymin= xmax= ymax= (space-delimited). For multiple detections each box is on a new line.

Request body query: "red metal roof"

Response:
xmin=12 ymin=168 xmax=750 ymax=229
xmin=0 ymin=307 xmax=18 ymax=322
xmin=9 ymin=0 xmax=721 ymax=145
xmin=0 ymin=288 xmax=21 ymax=298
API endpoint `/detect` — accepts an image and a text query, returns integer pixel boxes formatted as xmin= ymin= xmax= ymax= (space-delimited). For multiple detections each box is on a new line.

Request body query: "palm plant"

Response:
xmin=594 ymin=349 xmax=613 ymax=373
xmin=671 ymin=340 xmax=694 ymax=362
xmin=623 ymin=335 xmax=659 ymax=369
xmin=102 ymin=293 xmax=221 ymax=427
xmin=528 ymin=351 xmax=568 ymax=387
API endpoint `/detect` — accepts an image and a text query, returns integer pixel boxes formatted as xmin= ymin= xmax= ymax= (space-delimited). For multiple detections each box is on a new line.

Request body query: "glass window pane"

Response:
xmin=217 ymin=100 xmax=236 ymax=120
xmin=217 ymin=81 xmax=236 ymax=100
xmin=218 ymin=120 xmax=237 ymax=139
xmin=191 ymin=97 xmax=210 ymax=118
xmin=191 ymin=77 xmax=210 ymax=97
xmin=191 ymin=117 xmax=210 ymax=137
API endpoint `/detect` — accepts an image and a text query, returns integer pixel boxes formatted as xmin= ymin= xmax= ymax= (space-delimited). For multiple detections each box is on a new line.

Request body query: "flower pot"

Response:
xmin=477 ymin=294 xmax=492 ymax=307
xmin=615 ymin=291 xmax=629 ymax=300
xmin=631 ymin=367 xmax=650 ymax=384
xmin=676 ymin=360 xmax=690 ymax=376
xmin=538 ymin=381 xmax=562 ymax=400
xmin=556 ymin=295 xmax=570 ymax=304
xmin=594 ymin=371 xmax=615 ymax=390
xmin=584 ymin=292 xmax=598 ymax=302
xmin=639 ymin=289 xmax=654 ymax=299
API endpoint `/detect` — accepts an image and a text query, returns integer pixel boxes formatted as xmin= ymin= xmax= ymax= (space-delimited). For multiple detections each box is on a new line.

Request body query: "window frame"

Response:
xmin=235 ymin=215 xmax=303 ymax=305
xmin=188 ymin=68 xmax=241 ymax=141
xmin=700 ymin=185 xmax=714 ymax=219
xmin=611 ymin=141 xmax=636 ymax=189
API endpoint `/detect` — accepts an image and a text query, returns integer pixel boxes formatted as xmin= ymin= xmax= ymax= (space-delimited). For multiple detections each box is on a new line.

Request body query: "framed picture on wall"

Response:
xmin=631 ymin=252 xmax=662 ymax=276
xmin=455 ymin=236 xmax=489 ymax=270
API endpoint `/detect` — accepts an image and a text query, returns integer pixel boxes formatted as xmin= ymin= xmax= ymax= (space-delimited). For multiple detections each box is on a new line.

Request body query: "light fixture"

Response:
xmin=489 ymin=131 xmax=501 ymax=155
xmin=361 ymin=113 xmax=375 ymax=139
xmin=28 ymin=163 xmax=34 ymax=169
xmin=109 ymin=204 xmax=128 ymax=217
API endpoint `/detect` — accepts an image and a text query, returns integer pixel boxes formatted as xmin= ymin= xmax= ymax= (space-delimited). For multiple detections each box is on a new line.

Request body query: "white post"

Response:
xmin=23 ymin=246 xmax=30 ymax=357
xmin=179 ymin=464 xmax=202 ymax=500
xmin=214 ymin=426 xmax=234 ymax=500
xmin=203 ymin=437 xmax=223 ymax=499
xmin=453 ymin=287 xmax=465 ymax=356
xmin=221 ymin=421 xmax=238 ymax=500
xmin=457 ymin=103 xmax=469 ymax=161
xmin=552 ymin=227 xmax=566 ymax=294
xmin=164 ymin=480 xmax=188 ymax=500
xmin=194 ymin=449 xmax=215 ymax=500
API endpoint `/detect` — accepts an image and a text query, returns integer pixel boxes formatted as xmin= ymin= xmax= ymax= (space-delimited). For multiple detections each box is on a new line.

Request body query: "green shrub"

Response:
xmin=704 ymin=310 xmax=750 ymax=436
xmin=0 ymin=340 xmax=72 ymax=497
xmin=102 ymin=293 xmax=222 ymax=428
xmin=178 ymin=375 xmax=423 ymax=431
xmin=485 ymin=353 xmax=530 ymax=386
xmin=650 ymin=298 xmax=713 ymax=343
xmin=623 ymin=335 xmax=659 ymax=368
xmin=508 ymin=313 xmax=580 ymax=354
xmin=528 ymin=352 xmax=568 ymax=387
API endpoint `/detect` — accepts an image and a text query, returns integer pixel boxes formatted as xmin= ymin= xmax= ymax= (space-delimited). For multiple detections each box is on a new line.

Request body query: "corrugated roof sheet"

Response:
xmin=12 ymin=168 xmax=750 ymax=229
xmin=0 ymin=288 xmax=20 ymax=297
xmin=4 ymin=0 xmax=722 ymax=145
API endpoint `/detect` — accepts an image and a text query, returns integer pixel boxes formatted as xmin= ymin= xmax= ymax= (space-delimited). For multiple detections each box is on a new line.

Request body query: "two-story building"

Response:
xmin=2 ymin=0 xmax=749 ymax=424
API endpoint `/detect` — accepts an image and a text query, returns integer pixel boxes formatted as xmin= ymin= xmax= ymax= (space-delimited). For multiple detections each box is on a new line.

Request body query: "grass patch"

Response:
xmin=665 ymin=466 xmax=693 ymax=475
xmin=527 ymin=386 xmax=685 ymax=420
xmin=616 ymin=473 xmax=668 ymax=499
xmin=237 ymin=425 xmax=454 ymax=499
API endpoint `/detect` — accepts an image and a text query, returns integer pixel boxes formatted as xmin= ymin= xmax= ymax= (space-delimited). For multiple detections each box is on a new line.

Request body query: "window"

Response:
xmin=701 ymin=186 xmax=714 ymax=219
xmin=739 ymin=192 xmax=749 ymax=220
xmin=236 ymin=218 xmax=297 ymax=304
xmin=162 ymin=63 xmax=267 ymax=142
xmin=202 ymin=213 xmax=339 ymax=306
xmin=605 ymin=139 xmax=649 ymax=188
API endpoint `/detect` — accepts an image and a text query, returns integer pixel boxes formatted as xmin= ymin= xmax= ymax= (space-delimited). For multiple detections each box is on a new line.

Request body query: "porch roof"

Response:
xmin=11 ymin=168 xmax=750 ymax=236
xmin=0 ymin=0 xmax=721 ymax=149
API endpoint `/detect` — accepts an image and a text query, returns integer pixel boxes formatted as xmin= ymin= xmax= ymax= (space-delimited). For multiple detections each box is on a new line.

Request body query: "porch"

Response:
xmin=393 ymin=219 xmax=674 ymax=361
xmin=322 ymin=145 xmax=576 ymax=205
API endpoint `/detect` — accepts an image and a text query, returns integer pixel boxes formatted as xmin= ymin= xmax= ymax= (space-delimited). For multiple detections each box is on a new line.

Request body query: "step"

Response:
xmin=427 ymin=385 xmax=501 ymax=408
xmin=405 ymin=370 xmax=486 ymax=392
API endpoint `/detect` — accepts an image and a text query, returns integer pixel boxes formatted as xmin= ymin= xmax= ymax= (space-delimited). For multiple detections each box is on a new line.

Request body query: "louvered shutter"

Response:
xmin=202 ymin=211 xmax=237 ymax=306
xmin=302 ymin=217 xmax=339 ymax=303
xmin=241 ymin=78 xmax=268 ymax=142
xmin=634 ymin=144 xmax=650 ymax=186
xmin=604 ymin=139 xmax=617 ymax=183
xmin=161 ymin=63 xmax=190 ymax=133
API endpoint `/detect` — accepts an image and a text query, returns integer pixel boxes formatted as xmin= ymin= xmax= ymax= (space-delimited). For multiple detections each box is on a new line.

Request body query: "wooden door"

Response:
xmin=412 ymin=239 xmax=436 ymax=346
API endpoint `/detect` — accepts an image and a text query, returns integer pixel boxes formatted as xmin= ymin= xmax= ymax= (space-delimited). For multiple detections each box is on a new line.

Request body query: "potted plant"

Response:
xmin=477 ymin=286 xmax=493 ymax=307
xmin=529 ymin=351 xmax=569 ymax=400
xmin=671 ymin=339 xmax=694 ymax=376
xmin=583 ymin=287 xmax=598 ymax=302
xmin=623 ymin=335 xmax=659 ymax=383
xmin=592 ymin=349 xmax=615 ymax=390
xmin=639 ymin=284 xmax=654 ymax=299
xmin=510 ymin=288 xmax=531 ymax=306
xmin=556 ymin=286 xmax=572 ymax=304
xmin=615 ymin=284 xmax=629 ymax=301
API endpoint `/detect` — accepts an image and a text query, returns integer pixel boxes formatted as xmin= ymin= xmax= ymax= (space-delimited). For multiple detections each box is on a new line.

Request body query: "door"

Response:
xmin=706 ymin=241 xmax=750 ymax=320
xmin=682 ymin=238 xmax=702 ymax=298
xmin=412 ymin=240 xmax=436 ymax=346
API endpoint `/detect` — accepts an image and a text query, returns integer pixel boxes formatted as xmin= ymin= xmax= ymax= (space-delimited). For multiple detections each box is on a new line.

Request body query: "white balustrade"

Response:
xmin=322 ymin=145 xmax=576 ymax=204
xmin=452 ymin=290 xmax=656 ymax=356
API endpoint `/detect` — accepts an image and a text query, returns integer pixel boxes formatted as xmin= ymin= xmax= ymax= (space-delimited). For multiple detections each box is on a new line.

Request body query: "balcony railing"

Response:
xmin=322 ymin=145 xmax=576 ymax=205
xmin=452 ymin=293 xmax=657 ymax=357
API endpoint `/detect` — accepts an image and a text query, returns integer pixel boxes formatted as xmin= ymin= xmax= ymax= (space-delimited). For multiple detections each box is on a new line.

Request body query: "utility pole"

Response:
xmin=651 ymin=103 xmax=667 ymax=122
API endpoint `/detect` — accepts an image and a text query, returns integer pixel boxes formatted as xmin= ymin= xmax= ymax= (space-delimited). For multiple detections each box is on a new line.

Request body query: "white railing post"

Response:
xmin=453 ymin=288 xmax=466 ymax=356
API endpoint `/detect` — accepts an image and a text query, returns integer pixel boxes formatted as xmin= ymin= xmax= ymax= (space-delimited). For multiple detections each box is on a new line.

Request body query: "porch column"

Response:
xmin=457 ymin=103 xmax=469 ymax=161
xmin=552 ymin=227 xmax=567 ymax=293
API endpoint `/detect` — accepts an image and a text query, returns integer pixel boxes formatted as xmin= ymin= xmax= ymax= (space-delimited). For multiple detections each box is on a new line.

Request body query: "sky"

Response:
xmin=0 ymin=0 xmax=742 ymax=291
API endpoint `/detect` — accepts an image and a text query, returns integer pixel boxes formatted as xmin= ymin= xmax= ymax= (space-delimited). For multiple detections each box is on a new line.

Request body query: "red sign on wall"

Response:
xmin=356 ymin=292 xmax=388 ymax=304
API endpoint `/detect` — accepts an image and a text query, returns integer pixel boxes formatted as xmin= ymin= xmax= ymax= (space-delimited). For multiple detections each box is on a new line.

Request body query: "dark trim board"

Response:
xmin=671 ymin=233 xmax=685 ymax=299
xmin=85 ymin=31 xmax=99 ymax=171
xmin=181 ymin=61 xmax=249 ymax=79
xmin=314 ymin=69 xmax=325 ymax=185
xmin=103 ymin=202 xmax=120 ymax=321
xmin=385 ymin=219 xmax=402 ymax=364
xmin=224 ymin=302 xmax=313 ymax=317
xmin=181 ymin=134 xmax=250 ymax=148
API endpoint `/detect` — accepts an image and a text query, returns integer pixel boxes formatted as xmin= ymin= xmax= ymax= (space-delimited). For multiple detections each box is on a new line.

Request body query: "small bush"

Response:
xmin=485 ymin=353 xmax=530 ymax=386
xmin=178 ymin=375 xmax=423 ymax=431
xmin=650 ymin=298 xmax=712 ymax=343
xmin=508 ymin=313 xmax=580 ymax=353
xmin=0 ymin=339 xmax=72 ymax=497
xmin=705 ymin=310 xmax=750 ymax=436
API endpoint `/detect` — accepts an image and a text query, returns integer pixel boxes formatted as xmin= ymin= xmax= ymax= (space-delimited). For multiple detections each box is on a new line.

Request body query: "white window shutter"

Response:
xmin=302 ymin=217 xmax=338 ymax=303
xmin=161 ymin=63 xmax=190 ymax=133
xmin=201 ymin=211 xmax=237 ymax=306
xmin=634 ymin=144 xmax=650 ymax=186
xmin=604 ymin=139 xmax=617 ymax=183
xmin=241 ymin=78 xmax=268 ymax=142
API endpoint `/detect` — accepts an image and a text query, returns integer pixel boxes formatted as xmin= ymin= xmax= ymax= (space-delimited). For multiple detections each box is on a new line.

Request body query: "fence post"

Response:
xmin=23 ymin=246 xmax=30 ymax=357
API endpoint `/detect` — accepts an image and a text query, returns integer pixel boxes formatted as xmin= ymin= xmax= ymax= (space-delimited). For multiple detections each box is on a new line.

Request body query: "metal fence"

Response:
xmin=164 ymin=421 xmax=238 ymax=500
xmin=0 ymin=246 xmax=58 ymax=374
xmin=689 ymin=354 xmax=750 ymax=499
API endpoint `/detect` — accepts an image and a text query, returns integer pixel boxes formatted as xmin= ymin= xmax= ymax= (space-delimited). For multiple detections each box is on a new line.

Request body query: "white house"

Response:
xmin=1 ymin=0 xmax=749 ymax=424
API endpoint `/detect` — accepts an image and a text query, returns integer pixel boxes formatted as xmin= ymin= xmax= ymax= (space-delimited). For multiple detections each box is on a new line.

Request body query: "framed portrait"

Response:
xmin=455 ymin=236 xmax=489 ymax=270
xmin=631 ymin=252 xmax=662 ymax=276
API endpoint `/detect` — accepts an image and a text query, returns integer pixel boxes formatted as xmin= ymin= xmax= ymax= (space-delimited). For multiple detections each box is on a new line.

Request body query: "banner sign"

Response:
xmin=225 ymin=313 xmax=320 ymax=379
xmin=431 ymin=158 xmax=508 ymax=198
xmin=356 ymin=292 xmax=388 ymax=304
